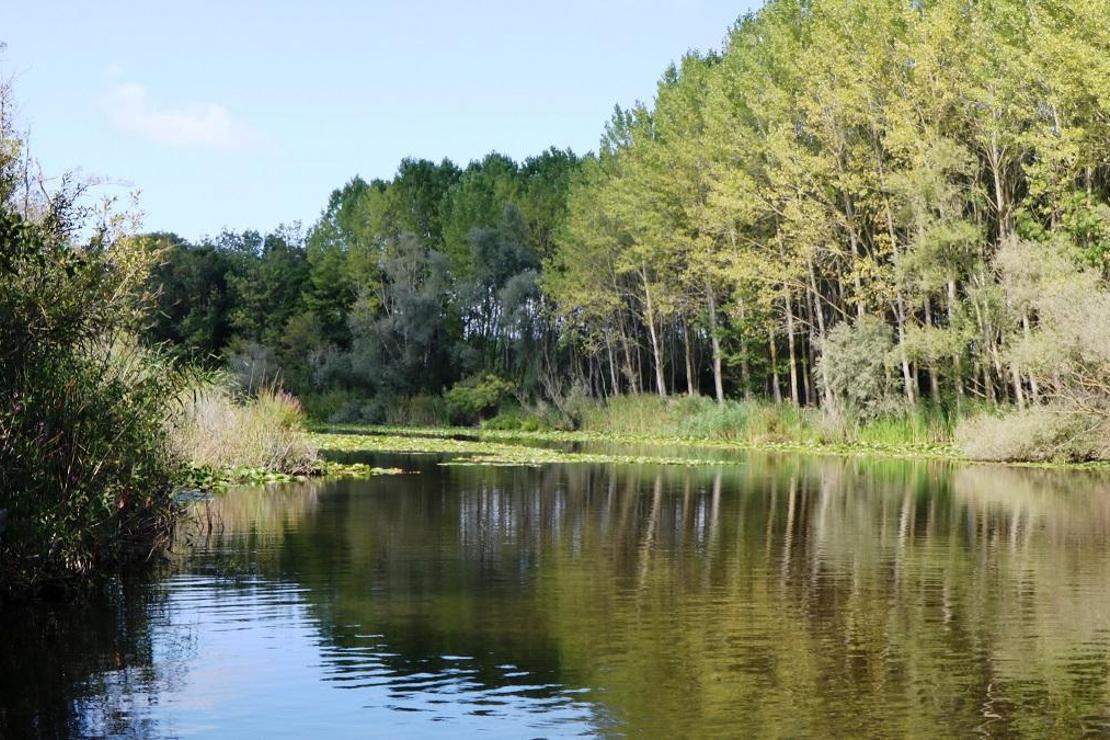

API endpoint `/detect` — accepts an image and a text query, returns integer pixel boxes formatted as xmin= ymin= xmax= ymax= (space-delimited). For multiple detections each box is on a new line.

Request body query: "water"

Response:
xmin=5 ymin=451 xmax=1110 ymax=737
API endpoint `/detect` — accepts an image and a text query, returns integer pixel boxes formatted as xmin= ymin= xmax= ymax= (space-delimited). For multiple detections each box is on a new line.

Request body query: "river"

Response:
xmin=4 ymin=450 xmax=1110 ymax=737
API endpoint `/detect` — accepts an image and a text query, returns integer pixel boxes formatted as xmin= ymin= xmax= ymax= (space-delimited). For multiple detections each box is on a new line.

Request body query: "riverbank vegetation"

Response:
xmin=0 ymin=77 xmax=323 ymax=597
xmin=169 ymin=379 xmax=320 ymax=483
xmin=0 ymin=78 xmax=184 ymax=595
xmin=316 ymin=427 xmax=746 ymax=467
xmin=6 ymin=0 xmax=1110 ymax=596
xmin=138 ymin=0 xmax=1110 ymax=463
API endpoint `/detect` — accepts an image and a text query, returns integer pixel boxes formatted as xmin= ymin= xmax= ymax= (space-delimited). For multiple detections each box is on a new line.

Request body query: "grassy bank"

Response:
xmin=316 ymin=423 xmax=1110 ymax=471
xmin=315 ymin=392 xmax=1110 ymax=470
xmin=170 ymin=380 xmax=405 ymax=490
xmin=484 ymin=395 xmax=1110 ymax=467
xmin=578 ymin=395 xmax=956 ymax=451
xmin=317 ymin=423 xmax=959 ymax=463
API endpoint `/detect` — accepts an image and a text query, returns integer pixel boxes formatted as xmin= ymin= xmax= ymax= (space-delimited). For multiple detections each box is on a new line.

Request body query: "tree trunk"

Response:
xmin=641 ymin=268 xmax=667 ymax=397
xmin=895 ymin=300 xmax=917 ymax=405
xmin=769 ymin=327 xmax=782 ymax=404
xmin=706 ymin=280 xmax=725 ymax=403
xmin=801 ymin=335 xmax=813 ymax=406
xmin=808 ymin=260 xmax=833 ymax=407
xmin=618 ymin=320 xmax=639 ymax=394
xmin=843 ymin=194 xmax=867 ymax=318
xmin=785 ymin=295 xmax=800 ymax=405
xmin=683 ymin=319 xmax=696 ymax=397
xmin=1023 ymin=313 xmax=1040 ymax=403
xmin=1011 ymin=361 xmax=1026 ymax=411
xmin=605 ymin=330 xmax=620 ymax=396
xmin=947 ymin=279 xmax=963 ymax=409
xmin=924 ymin=298 xmax=940 ymax=404
xmin=739 ymin=300 xmax=752 ymax=400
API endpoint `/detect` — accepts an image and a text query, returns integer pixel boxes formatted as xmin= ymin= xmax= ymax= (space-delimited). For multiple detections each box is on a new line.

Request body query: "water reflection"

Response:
xmin=5 ymin=455 xmax=1110 ymax=737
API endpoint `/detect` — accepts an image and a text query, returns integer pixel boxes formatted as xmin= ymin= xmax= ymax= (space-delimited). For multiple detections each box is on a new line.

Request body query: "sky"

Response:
xmin=1 ymin=1 xmax=756 ymax=241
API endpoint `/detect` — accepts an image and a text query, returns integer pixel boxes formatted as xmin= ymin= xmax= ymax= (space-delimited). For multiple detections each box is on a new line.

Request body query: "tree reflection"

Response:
xmin=0 ymin=578 xmax=193 ymax=738
xmin=190 ymin=458 xmax=1110 ymax=736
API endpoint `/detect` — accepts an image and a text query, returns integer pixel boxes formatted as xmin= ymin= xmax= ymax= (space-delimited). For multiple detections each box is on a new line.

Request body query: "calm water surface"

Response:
xmin=5 ymin=450 xmax=1110 ymax=737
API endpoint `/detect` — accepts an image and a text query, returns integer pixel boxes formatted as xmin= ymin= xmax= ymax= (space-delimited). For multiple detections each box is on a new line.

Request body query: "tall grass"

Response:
xmin=956 ymin=404 xmax=1110 ymax=463
xmin=169 ymin=381 xmax=319 ymax=475
xmin=1 ymin=193 xmax=186 ymax=597
xmin=580 ymin=394 xmax=956 ymax=449
xmin=1 ymin=340 xmax=184 ymax=598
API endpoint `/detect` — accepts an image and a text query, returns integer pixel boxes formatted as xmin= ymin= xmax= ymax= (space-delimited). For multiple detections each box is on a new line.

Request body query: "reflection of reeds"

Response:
xmin=175 ymin=482 xmax=324 ymax=561
xmin=953 ymin=465 xmax=1110 ymax=534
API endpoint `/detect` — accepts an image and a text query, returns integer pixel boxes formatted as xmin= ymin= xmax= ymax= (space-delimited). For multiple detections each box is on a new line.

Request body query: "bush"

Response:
xmin=444 ymin=374 xmax=514 ymax=425
xmin=956 ymin=405 xmax=1109 ymax=463
xmin=817 ymin=316 xmax=901 ymax=421
xmin=168 ymin=381 xmax=319 ymax=474
xmin=481 ymin=404 xmax=557 ymax=432
xmin=300 ymin=389 xmax=356 ymax=422
xmin=0 ymin=205 xmax=183 ymax=597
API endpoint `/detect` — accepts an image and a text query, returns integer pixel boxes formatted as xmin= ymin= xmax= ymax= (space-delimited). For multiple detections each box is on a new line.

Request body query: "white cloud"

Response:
xmin=105 ymin=83 xmax=263 ymax=152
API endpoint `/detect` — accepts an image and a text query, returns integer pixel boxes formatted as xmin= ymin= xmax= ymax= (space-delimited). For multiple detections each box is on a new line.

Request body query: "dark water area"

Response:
xmin=5 ymin=452 xmax=1110 ymax=738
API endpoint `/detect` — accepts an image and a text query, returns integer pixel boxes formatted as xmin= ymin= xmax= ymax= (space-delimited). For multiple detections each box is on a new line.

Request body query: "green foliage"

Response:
xmin=444 ymin=374 xmax=514 ymax=425
xmin=132 ymin=0 xmax=1110 ymax=463
xmin=168 ymin=380 xmax=320 ymax=476
xmin=481 ymin=404 xmax=558 ymax=432
xmin=817 ymin=317 xmax=900 ymax=421
xmin=0 ymin=203 xmax=182 ymax=596
xmin=440 ymin=153 xmax=522 ymax=275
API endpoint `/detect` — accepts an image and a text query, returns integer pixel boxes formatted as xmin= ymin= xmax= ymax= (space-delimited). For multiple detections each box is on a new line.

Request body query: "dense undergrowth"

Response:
xmin=169 ymin=380 xmax=320 ymax=478
xmin=0 ymin=196 xmax=185 ymax=599
xmin=325 ymin=391 xmax=1110 ymax=466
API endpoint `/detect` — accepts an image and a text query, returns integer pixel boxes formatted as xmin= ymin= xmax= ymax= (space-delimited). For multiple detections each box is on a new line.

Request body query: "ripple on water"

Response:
xmin=5 ymin=460 xmax=1110 ymax=737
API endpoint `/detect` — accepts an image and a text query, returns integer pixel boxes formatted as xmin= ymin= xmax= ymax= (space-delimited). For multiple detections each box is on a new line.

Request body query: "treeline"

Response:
xmin=148 ymin=0 xmax=1110 ymax=451
xmin=548 ymin=0 xmax=1110 ymax=415
xmin=146 ymin=150 xmax=578 ymax=421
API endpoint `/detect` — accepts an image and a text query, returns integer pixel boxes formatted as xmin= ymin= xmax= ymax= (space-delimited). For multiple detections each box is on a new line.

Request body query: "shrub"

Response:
xmin=817 ymin=316 xmax=901 ymax=421
xmin=0 ymin=205 xmax=183 ymax=597
xmin=168 ymin=381 xmax=319 ymax=474
xmin=444 ymin=374 xmax=514 ymax=425
xmin=956 ymin=405 xmax=1109 ymax=463
xmin=300 ymin=389 xmax=356 ymax=422
xmin=481 ymin=404 xmax=557 ymax=432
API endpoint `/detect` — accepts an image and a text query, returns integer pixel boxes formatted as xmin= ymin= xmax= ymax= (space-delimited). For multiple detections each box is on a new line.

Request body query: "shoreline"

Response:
xmin=312 ymin=424 xmax=1110 ymax=473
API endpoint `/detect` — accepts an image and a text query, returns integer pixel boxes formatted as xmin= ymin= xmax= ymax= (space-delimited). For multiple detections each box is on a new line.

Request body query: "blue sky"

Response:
xmin=1 ymin=1 xmax=755 ymax=240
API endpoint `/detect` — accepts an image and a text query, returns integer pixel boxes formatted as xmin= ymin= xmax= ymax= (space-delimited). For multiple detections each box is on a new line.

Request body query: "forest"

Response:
xmin=7 ymin=0 xmax=1110 ymax=593
xmin=146 ymin=0 xmax=1110 ymax=461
